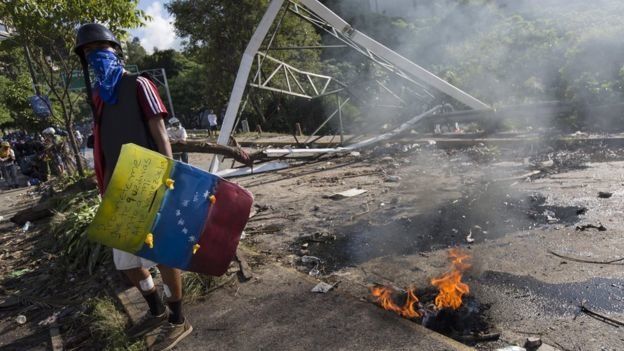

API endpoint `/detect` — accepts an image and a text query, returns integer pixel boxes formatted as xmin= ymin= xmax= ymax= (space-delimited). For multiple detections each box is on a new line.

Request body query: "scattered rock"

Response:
xmin=598 ymin=191 xmax=613 ymax=199
xmin=325 ymin=188 xmax=367 ymax=200
xmin=300 ymin=256 xmax=321 ymax=264
xmin=15 ymin=315 xmax=27 ymax=325
xmin=311 ymin=282 xmax=336 ymax=293
xmin=384 ymin=175 xmax=401 ymax=183
xmin=524 ymin=336 xmax=542 ymax=349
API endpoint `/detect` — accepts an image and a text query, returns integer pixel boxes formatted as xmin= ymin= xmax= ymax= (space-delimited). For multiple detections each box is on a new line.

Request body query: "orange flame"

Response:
xmin=431 ymin=248 xmax=472 ymax=310
xmin=370 ymin=285 xmax=422 ymax=318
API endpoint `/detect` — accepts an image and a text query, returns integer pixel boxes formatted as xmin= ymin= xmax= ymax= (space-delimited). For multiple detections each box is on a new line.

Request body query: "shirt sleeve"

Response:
xmin=136 ymin=76 xmax=169 ymax=120
xmin=181 ymin=128 xmax=188 ymax=141
xmin=92 ymin=92 xmax=104 ymax=120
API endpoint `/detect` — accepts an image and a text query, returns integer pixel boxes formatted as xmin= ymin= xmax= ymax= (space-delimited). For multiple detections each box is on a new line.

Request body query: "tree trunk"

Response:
xmin=64 ymin=115 xmax=85 ymax=177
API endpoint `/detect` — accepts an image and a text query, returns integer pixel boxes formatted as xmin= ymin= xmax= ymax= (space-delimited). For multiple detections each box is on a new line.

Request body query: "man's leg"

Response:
xmin=113 ymin=250 xmax=167 ymax=338
xmin=9 ymin=164 xmax=18 ymax=187
xmin=122 ymin=267 xmax=166 ymax=317
xmin=157 ymin=265 xmax=183 ymax=323
xmin=0 ymin=164 xmax=8 ymax=188
xmin=147 ymin=265 xmax=192 ymax=351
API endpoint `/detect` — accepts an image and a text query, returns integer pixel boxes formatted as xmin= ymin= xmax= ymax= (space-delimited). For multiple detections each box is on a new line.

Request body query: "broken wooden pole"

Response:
xmin=11 ymin=202 xmax=53 ymax=225
xmin=256 ymin=124 xmax=263 ymax=135
xmin=295 ymin=123 xmax=303 ymax=136
xmin=171 ymin=140 xmax=254 ymax=165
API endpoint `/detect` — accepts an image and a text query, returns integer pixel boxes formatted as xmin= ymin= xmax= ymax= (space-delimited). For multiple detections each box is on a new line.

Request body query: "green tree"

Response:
xmin=138 ymin=49 xmax=189 ymax=79
xmin=125 ymin=36 xmax=147 ymax=65
xmin=167 ymin=60 xmax=209 ymax=127
xmin=0 ymin=0 xmax=147 ymax=176
xmin=167 ymin=0 xmax=322 ymax=132
xmin=0 ymin=41 xmax=36 ymax=131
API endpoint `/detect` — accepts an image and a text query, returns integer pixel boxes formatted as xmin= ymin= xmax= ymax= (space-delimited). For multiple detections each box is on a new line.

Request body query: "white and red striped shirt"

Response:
xmin=91 ymin=74 xmax=168 ymax=120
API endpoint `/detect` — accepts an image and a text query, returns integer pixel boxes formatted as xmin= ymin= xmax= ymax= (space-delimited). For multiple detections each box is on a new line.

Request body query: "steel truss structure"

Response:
xmin=210 ymin=0 xmax=491 ymax=172
xmin=249 ymin=52 xmax=344 ymax=99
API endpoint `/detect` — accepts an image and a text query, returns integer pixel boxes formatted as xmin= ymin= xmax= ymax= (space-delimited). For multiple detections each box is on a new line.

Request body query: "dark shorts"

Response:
xmin=210 ymin=125 xmax=218 ymax=131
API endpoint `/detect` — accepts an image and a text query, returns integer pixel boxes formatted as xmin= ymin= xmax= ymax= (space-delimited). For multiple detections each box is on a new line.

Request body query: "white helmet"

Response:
xmin=169 ymin=117 xmax=180 ymax=125
xmin=42 ymin=127 xmax=56 ymax=135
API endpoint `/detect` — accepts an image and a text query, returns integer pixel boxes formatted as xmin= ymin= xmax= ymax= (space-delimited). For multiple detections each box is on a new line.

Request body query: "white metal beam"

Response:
xmin=296 ymin=0 xmax=490 ymax=110
xmin=210 ymin=0 xmax=285 ymax=172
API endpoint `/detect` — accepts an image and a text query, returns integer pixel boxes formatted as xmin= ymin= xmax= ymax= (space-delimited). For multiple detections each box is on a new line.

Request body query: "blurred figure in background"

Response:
xmin=167 ymin=117 xmax=188 ymax=163
xmin=0 ymin=141 xmax=19 ymax=189
xmin=207 ymin=109 xmax=218 ymax=137
xmin=42 ymin=127 xmax=66 ymax=176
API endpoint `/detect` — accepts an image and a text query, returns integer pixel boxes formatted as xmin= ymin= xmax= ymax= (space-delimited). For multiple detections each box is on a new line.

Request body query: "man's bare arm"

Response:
xmin=148 ymin=117 xmax=173 ymax=158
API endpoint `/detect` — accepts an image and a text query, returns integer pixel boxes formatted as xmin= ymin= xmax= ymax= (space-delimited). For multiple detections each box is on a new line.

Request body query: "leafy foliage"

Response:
xmin=125 ymin=37 xmax=147 ymax=66
xmin=86 ymin=297 xmax=144 ymax=351
xmin=49 ymin=188 xmax=108 ymax=274
xmin=0 ymin=0 xmax=147 ymax=173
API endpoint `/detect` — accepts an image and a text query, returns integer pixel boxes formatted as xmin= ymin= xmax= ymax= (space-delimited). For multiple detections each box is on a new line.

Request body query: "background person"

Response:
xmin=41 ymin=127 xmax=66 ymax=176
xmin=198 ymin=108 xmax=210 ymax=129
xmin=207 ymin=109 xmax=218 ymax=137
xmin=166 ymin=117 xmax=188 ymax=163
xmin=0 ymin=141 xmax=19 ymax=189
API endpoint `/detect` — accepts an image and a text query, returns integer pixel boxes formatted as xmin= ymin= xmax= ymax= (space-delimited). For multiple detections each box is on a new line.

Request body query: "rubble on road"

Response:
xmin=575 ymin=223 xmax=607 ymax=231
xmin=311 ymin=282 xmax=337 ymax=293
xmin=524 ymin=336 xmax=542 ymax=349
xmin=325 ymin=188 xmax=367 ymax=199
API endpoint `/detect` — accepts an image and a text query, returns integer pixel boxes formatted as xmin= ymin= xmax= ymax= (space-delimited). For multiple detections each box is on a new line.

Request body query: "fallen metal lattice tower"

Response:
xmin=210 ymin=0 xmax=491 ymax=172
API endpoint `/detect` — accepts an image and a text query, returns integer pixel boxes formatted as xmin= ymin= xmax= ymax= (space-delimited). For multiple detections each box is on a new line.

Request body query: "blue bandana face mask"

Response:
xmin=87 ymin=49 xmax=124 ymax=105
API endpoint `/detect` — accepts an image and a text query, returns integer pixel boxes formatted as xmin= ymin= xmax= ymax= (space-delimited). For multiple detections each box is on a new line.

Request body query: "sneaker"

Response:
xmin=146 ymin=318 xmax=193 ymax=351
xmin=127 ymin=310 xmax=168 ymax=338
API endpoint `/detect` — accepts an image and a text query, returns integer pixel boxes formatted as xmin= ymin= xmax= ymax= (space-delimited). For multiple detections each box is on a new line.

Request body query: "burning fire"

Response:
xmin=370 ymin=248 xmax=472 ymax=317
xmin=431 ymin=248 xmax=472 ymax=310
xmin=370 ymin=285 xmax=422 ymax=318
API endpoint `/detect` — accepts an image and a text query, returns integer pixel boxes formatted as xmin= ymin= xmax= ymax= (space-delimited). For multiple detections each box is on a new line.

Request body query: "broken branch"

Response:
xmin=579 ymin=305 xmax=624 ymax=327
xmin=548 ymin=250 xmax=624 ymax=265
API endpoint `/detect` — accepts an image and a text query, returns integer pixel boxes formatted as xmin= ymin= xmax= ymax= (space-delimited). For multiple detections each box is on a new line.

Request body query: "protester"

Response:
xmin=166 ymin=117 xmax=188 ymax=163
xmin=219 ymin=107 xmax=226 ymax=126
xmin=74 ymin=129 xmax=85 ymax=155
xmin=198 ymin=108 xmax=210 ymax=129
xmin=41 ymin=127 xmax=66 ymax=176
xmin=74 ymin=23 xmax=191 ymax=351
xmin=207 ymin=109 xmax=218 ymax=137
xmin=0 ymin=141 xmax=19 ymax=189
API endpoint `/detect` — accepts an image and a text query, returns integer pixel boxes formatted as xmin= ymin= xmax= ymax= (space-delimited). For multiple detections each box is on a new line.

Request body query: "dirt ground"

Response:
xmin=188 ymin=138 xmax=624 ymax=350
xmin=1 ymin=137 xmax=624 ymax=350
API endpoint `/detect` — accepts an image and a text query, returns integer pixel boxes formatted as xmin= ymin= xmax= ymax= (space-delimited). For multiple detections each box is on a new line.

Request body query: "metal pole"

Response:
xmin=209 ymin=0 xmax=286 ymax=172
xmin=304 ymin=97 xmax=350 ymax=144
xmin=161 ymin=68 xmax=176 ymax=118
xmin=338 ymin=95 xmax=344 ymax=144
